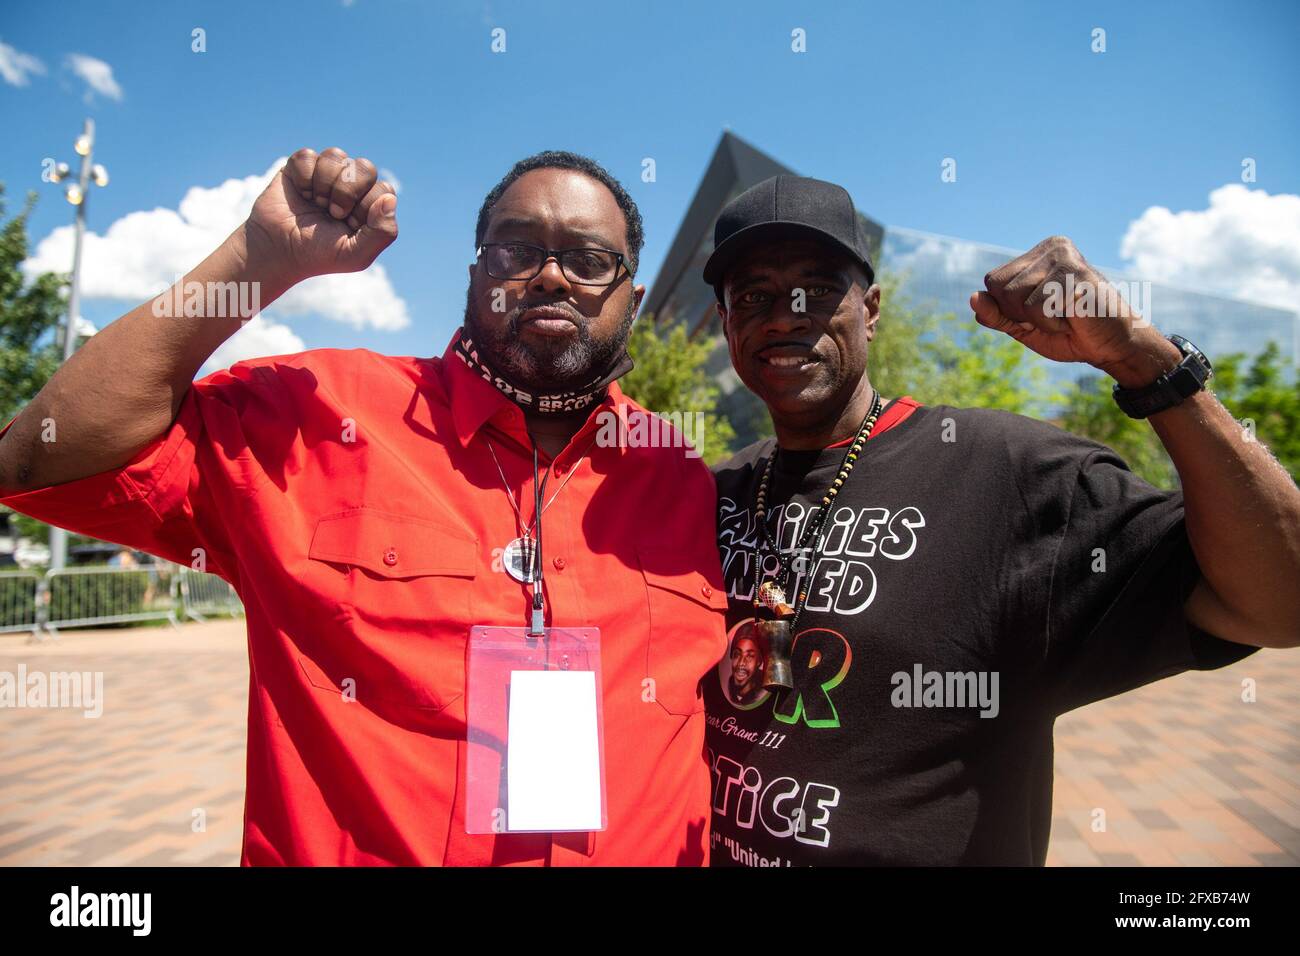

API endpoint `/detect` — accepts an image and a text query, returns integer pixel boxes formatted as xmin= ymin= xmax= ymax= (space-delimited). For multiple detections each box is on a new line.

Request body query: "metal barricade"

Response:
xmin=0 ymin=571 xmax=41 ymax=637
xmin=178 ymin=567 xmax=244 ymax=622
xmin=42 ymin=563 xmax=180 ymax=636
xmin=0 ymin=562 xmax=244 ymax=638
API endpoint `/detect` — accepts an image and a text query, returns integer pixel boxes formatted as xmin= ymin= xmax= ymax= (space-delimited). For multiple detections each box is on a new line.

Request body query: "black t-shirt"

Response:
xmin=705 ymin=400 xmax=1256 ymax=866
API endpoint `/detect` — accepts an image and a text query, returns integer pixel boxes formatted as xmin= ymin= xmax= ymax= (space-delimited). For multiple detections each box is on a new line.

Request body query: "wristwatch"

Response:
xmin=1112 ymin=334 xmax=1212 ymax=419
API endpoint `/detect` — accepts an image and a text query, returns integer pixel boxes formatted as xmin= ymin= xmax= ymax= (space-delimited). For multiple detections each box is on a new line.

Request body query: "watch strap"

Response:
xmin=1112 ymin=336 xmax=1211 ymax=419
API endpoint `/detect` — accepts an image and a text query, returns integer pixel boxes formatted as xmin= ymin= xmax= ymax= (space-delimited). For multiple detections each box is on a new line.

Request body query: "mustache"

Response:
xmin=509 ymin=299 xmax=585 ymax=324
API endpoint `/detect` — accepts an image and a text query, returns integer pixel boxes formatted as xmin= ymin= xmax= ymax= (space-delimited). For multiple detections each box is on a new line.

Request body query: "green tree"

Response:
xmin=1060 ymin=343 xmax=1300 ymax=487
xmin=870 ymin=269 xmax=1059 ymax=417
xmin=1205 ymin=344 xmax=1299 ymax=478
xmin=0 ymin=184 xmax=70 ymax=552
xmin=1055 ymin=343 xmax=1300 ymax=490
xmin=1059 ymin=373 xmax=1176 ymax=487
xmin=620 ymin=316 xmax=736 ymax=464
xmin=0 ymin=185 xmax=64 ymax=423
xmin=868 ymin=270 xmax=946 ymax=402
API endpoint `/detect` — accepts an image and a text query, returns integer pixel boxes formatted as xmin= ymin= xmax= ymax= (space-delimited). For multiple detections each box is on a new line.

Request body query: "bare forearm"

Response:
xmin=1133 ymin=358 xmax=1300 ymax=646
xmin=0 ymin=144 xmax=399 ymax=493
xmin=0 ymin=225 xmax=291 ymax=491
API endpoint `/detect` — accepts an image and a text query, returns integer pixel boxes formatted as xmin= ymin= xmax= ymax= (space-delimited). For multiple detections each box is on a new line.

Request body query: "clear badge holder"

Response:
xmin=465 ymin=625 xmax=608 ymax=834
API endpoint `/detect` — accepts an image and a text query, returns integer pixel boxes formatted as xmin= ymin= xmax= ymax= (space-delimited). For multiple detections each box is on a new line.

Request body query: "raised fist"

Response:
xmin=242 ymin=146 xmax=398 ymax=285
xmin=970 ymin=235 xmax=1151 ymax=370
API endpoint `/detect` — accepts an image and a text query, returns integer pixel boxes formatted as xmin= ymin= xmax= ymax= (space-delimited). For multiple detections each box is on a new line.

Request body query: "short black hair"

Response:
xmin=474 ymin=150 xmax=644 ymax=276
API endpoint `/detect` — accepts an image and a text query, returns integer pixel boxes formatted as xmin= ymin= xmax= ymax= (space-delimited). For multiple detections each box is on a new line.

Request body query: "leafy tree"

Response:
xmin=620 ymin=316 xmax=736 ymax=464
xmin=868 ymin=270 xmax=946 ymax=403
xmin=0 ymin=184 xmax=69 ymax=552
xmin=1059 ymin=373 xmax=1175 ymax=487
xmin=871 ymin=269 xmax=1059 ymax=417
xmin=0 ymin=185 xmax=64 ymax=424
xmin=1060 ymin=343 xmax=1299 ymax=487
xmin=1203 ymin=344 xmax=1299 ymax=478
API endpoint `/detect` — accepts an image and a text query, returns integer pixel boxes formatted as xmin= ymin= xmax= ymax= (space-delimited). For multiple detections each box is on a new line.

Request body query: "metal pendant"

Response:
xmin=757 ymin=618 xmax=794 ymax=691
xmin=502 ymin=536 xmax=538 ymax=583
xmin=756 ymin=580 xmax=786 ymax=611
xmin=757 ymin=579 xmax=796 ymax=617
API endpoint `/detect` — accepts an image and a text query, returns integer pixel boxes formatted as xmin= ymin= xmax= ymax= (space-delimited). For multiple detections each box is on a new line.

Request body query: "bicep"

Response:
xmin=1185 ymin=576 xmax=1294 ymax=648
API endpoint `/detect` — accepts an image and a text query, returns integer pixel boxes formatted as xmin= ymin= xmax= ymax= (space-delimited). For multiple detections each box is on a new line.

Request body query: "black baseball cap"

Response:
xmin=702 ymin=174 xmax=876 ymax=300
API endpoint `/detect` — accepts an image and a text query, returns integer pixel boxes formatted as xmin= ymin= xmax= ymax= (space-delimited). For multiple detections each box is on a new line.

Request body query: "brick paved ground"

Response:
xmin=0 ymin=622 xmax=247 ymax=866
xmin=1048 ymin=648 xmax=1299 ymax=866
xmin=1 ymin=621 xmax=1295 ymax=866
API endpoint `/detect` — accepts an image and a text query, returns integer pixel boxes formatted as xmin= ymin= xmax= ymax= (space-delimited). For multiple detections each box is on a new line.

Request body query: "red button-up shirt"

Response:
xmin=0 ymin=334 xmax=729 ymax=865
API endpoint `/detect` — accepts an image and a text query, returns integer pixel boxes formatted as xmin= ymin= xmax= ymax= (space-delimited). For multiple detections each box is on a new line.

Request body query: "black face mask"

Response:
xmin=451 ymin=327 xmax=633 ymax=415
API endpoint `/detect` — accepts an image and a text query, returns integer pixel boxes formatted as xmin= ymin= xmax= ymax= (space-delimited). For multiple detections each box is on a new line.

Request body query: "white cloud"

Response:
xmin=205 ymin=316 xmax=306 ymax=372
xmin=65 ymin=53 xmax=123 ymax=102
xmin=276 ymin=270 xmax=411 ymax=331
xmin=1120 ymin=184 xmax=1300 ymax=311
xmin=0 ymin=39 xmax=45 ymax=86
xmin=379 ymin=168 xmax=402 ymax=194
xmin=888 ymin=233 xmax=986 ymax=278
xmin=23 ymin=159 xmax=411 ymax=333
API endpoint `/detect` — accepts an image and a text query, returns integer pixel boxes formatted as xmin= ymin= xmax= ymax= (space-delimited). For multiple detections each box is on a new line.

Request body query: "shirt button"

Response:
xmin=383 ymin=549 xmax=398 ymax=567
xmin=701 ymin=584 xmax=713 ymax=598
xmin=553 ymin=556 xmax=566 ymax=570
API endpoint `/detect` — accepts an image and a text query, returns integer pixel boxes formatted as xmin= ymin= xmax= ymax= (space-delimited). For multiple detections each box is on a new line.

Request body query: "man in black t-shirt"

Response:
xmin=698 ymin=175 xmax=1300 ymax=866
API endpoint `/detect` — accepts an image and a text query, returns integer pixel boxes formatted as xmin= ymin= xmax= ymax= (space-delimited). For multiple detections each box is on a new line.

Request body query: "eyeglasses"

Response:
xmin=477 ymin=242 xmax=630 ymax=287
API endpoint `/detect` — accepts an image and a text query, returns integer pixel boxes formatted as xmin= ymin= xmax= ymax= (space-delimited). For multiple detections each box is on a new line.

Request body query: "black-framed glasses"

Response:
xmin=477 ymin=242 xmax=630 ymax=287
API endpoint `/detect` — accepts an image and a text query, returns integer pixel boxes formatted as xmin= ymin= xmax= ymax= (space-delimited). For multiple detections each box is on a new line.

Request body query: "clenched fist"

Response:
xmin=241 ymin=147 xmax=398 ymax=286
xmin=969 ymin=235 xmax=1178 ymax=384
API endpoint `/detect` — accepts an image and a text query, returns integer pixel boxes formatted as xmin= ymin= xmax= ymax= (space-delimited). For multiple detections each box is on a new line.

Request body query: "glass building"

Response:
xmin=645 ymin=133 xmax=1300 ymax=448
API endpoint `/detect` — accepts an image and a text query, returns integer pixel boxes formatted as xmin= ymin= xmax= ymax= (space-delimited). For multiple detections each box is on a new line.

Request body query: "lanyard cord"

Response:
xmin=484 ymin=437 xmax=590 ymax=538
xmin=530 ymin=443 xmax=547 ymax=637
xmin=482 ymin=433 xmax=596 ymax=637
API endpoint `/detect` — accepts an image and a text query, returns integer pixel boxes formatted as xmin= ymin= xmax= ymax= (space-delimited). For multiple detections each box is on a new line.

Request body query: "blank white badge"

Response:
xmin=506 ymin=669 xmax=602 ymax=831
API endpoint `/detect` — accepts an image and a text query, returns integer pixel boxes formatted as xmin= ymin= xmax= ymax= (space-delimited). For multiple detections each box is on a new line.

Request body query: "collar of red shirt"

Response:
xmin=438 ymin=332 xmax=629 ymax=461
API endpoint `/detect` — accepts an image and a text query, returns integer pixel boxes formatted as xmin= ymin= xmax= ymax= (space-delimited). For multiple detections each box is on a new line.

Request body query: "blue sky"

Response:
xmin=2 ymin=0 xmax=1297 ymax=365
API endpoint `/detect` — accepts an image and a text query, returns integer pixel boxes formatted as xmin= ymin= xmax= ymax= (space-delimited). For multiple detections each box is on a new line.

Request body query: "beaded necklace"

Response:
xmin=753 ymin=389 xmax=884 ymax=632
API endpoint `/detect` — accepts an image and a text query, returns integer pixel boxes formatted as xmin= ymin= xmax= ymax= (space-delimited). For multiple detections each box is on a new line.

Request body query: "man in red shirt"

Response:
xmin=0 ymin=146 xmax=728 ymax=865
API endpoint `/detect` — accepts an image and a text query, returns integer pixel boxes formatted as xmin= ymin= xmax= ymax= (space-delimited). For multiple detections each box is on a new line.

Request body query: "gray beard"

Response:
xmin=462 ymin=286 xmax=635 ymax=394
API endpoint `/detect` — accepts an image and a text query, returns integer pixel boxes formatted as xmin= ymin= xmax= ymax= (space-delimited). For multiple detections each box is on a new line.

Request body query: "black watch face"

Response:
xmin=1171 ymin=335 xmax=1211 ymax=372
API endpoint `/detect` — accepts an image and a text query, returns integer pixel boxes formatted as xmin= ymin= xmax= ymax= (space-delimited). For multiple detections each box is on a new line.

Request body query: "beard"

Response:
xmin=463 ymin=285 xmax=636 ymax=394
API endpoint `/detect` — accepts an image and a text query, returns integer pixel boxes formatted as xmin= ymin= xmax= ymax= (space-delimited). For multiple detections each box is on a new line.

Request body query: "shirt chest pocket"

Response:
xmin=303 ymin=507 xmax=479 ymax=716
xmin=639 ymin=545 xmax=729 ymax=716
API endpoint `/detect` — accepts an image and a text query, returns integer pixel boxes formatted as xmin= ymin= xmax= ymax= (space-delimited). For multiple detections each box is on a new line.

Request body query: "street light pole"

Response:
xmin=47 ymin=118 xmax=109 ymax=571
xmin=62 ymin=119 xmax=93 ymax=363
